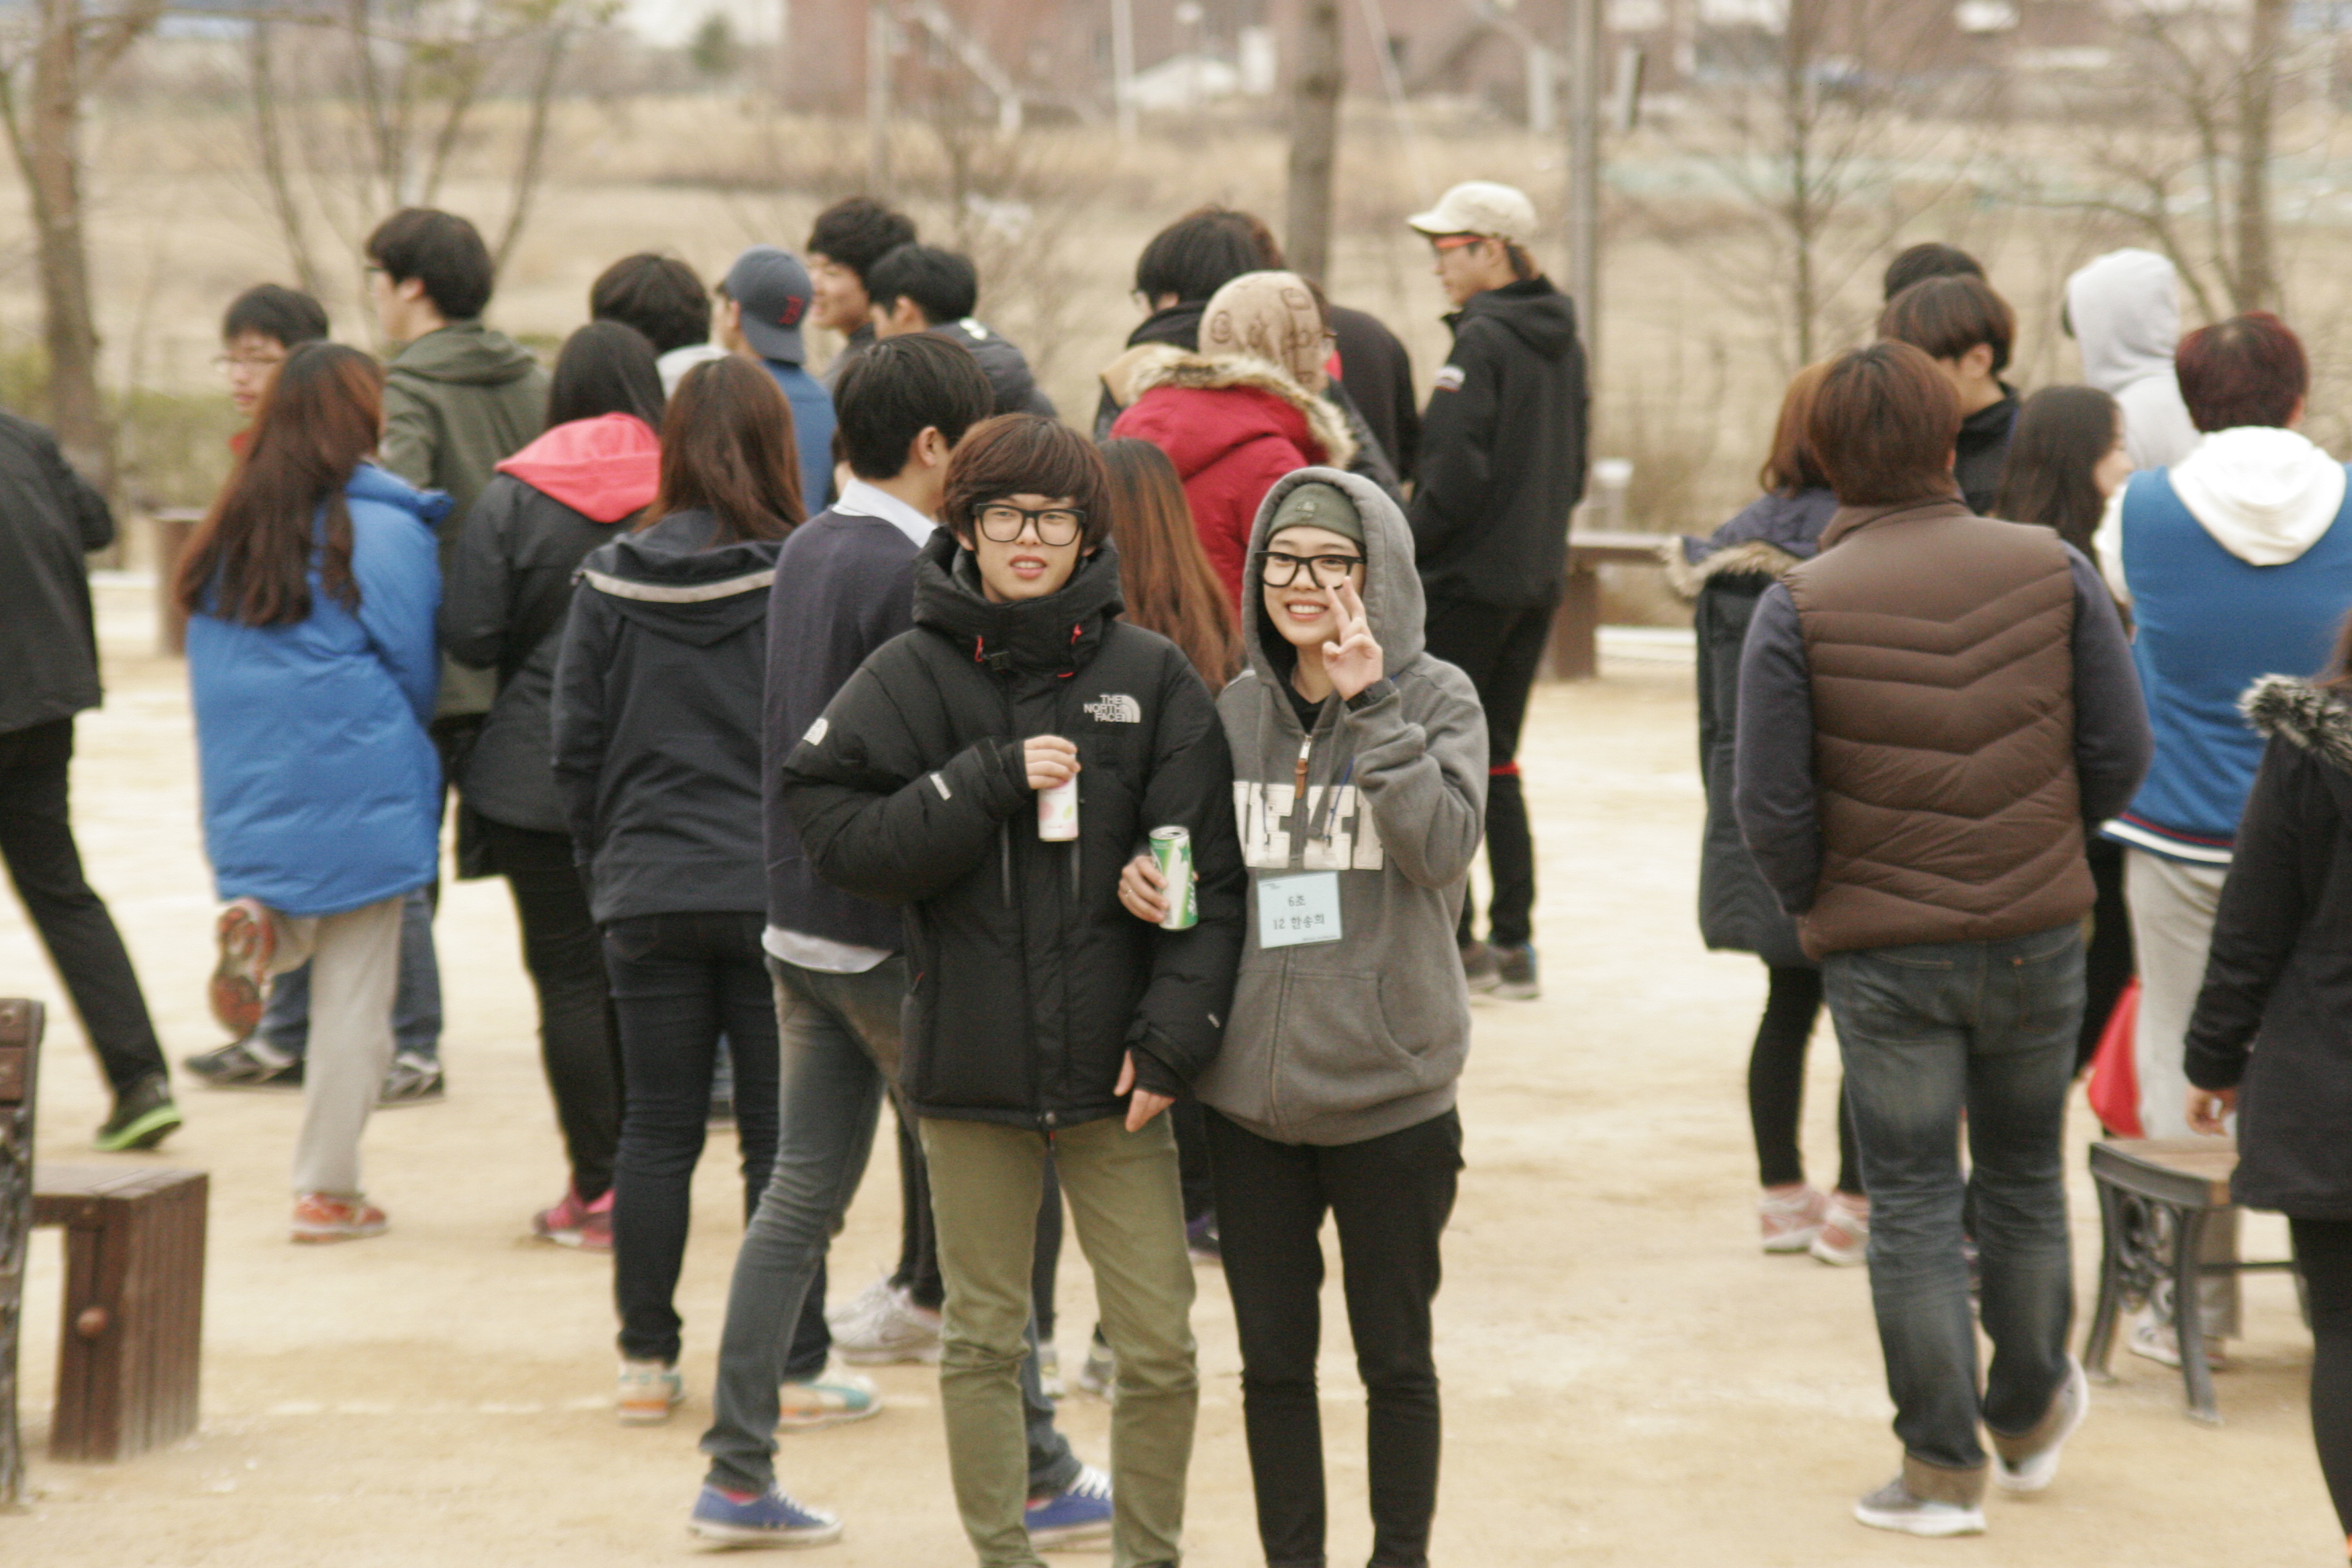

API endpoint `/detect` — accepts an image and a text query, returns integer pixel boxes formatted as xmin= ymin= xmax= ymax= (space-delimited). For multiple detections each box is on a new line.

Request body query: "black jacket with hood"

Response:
xmin=550 ymin=509 xmax=781 ymax=923
xmin=1670 ymin=487 xmax=1839 ymax=969
xmin=932 ymin=319 xmax=1058 ymax=419
xmin=1956 ymin=385 xmax=2021 ymax=518
xmin=1410 ymin=276 xmax=1589 ymax=609
xmin=2186 ymin=677 xmax=2352 ymax=1219
xmin=0 ymin=411 xmax=113 ymax=737
xmin=778 ymin=531 xmax=1246 ymax=1129
xmin=1196 ymin=468 xmax=1488 ymax=1146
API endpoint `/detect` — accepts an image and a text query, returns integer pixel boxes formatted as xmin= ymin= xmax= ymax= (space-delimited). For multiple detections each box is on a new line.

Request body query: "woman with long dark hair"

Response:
xmin=1996 ymin=384 xmax=2137 ymax=1077
xmin=443 ymin=320 xmax=665 ymax=1250
xmin=1101 ymin=436 xmax=1241 ymax=689
xmin=183 ymin=342 xmax=448 ymax=1243
xmin=1672 ymin=360 xmax=1869 ymax=1264
xmin=551 ymin=354 xmax=803 ymax=1421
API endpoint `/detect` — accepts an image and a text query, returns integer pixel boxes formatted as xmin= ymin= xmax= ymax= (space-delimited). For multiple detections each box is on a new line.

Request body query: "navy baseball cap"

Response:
xmin=724 ymin=246 xmax=812 ymax=364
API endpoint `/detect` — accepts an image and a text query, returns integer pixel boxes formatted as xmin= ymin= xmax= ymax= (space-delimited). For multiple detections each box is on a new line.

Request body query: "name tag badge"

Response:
xmin=1258 ymin=871 xmax=1343 ymax=948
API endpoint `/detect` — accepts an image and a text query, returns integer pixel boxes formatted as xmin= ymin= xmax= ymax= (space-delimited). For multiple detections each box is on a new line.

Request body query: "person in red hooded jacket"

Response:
xmin=1110 ymin=270 xmax=1356 ymax=605
xmin=441 ymin=320 xmax=664 ymax=1249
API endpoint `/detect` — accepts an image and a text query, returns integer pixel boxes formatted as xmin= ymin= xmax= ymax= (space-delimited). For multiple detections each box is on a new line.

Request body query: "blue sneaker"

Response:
xmin=1025 ymin=1463 xmax=1114 ymax=1550
xmin=688 ymin=1483 xmax=844 ymax=1548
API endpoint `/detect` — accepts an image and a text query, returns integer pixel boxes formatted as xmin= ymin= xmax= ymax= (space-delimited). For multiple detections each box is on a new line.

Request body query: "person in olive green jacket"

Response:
xmin=366 ymin=207 xmax=550 ymax=722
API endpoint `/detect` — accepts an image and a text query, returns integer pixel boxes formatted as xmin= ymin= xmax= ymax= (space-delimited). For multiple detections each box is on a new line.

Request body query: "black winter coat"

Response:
xmin=0 ymin=411 xmax=113 ymax=736
xmin=442 ymin=471 xmax=638 ymax=838
xmin=550 ymin=510 xmax=780 ymax=923
xmin=1956 ymin=385 xmax=2020 ymax=517
xmin=2186 ymin=676 xmax=2352 ymax=1220
xmin=1676 ymin=488 xmax=1839 ymax=969
xmin=779 ymin=532 xmax=1245 ymax=1130
xmin=1410 ymin=277 xmax=1589 ymax=609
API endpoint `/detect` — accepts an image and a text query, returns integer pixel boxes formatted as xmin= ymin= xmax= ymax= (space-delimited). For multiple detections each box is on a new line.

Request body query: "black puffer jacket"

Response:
xmin=550 ymin=509 xmax=781 ymax=922
xmin=2186 ymin=677 xmax=2352 ymax=1219
xmin=1410 ymin=277 xmax=1589 ymax=609
xmin=1674 ymin=487 xmax=1839 ymax=969
xmin=780 ymin=531 xmax=1245 ymax=1129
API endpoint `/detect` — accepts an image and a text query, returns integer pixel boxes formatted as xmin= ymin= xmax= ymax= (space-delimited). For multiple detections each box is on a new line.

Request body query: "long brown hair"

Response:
xmin=176 ymin=342 xmax=383 ymax=626
xmin=1099 ymin=438 xmax=1240 ymax=687
xmin=1758 ymin=360 xmax=1834 ymax=497
xmin=646 ymin=356 xmax=805 ymax=544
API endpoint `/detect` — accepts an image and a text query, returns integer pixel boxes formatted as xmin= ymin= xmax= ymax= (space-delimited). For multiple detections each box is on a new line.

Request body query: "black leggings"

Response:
xmin=1747 ymin=965 xmax=1862 ymax=1195
xmin=2292 ymin=1218 xmax=2352 ymax=1539
xmin=2077 ymin=837 xmax=2135 ymax=1075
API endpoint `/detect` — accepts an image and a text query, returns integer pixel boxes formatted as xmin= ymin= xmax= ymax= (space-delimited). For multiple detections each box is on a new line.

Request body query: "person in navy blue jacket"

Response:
xmin=179 ymin=342 xmax=447 ymax=1244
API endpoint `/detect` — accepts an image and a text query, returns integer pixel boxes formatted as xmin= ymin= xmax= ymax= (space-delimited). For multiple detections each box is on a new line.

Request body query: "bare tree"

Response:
xmin=1287 ymin=0 xmax=1343 ymax=284
xmin=0 ymin=0 xmax=167 ymax=481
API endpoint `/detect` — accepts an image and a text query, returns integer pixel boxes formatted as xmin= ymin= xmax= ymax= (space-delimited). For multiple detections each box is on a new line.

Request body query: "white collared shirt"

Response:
xmin=832 ymin=478 xmax=936 ymax=550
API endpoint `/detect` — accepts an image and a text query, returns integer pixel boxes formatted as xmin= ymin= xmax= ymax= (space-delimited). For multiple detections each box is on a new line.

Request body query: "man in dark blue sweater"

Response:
xmin=689 ymin=334 xmax=1110 ymax=1549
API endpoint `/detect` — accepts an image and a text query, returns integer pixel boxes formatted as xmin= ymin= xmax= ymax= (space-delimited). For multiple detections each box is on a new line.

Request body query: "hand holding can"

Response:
xmin=1026 ymin=736 xmax=1079 ymax=841
xmin=1148 ymin=826 xmax=1197 ymax=929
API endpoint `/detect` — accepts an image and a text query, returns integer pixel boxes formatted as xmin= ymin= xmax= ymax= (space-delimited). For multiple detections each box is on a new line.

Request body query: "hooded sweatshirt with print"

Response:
xmin=1195 ymin=467 xmax=1488 ymax=1148
xmin=380 ymin=319 xmax=550 ymax=718
xmin=2095 ymin=428 xmax=2352 ymax=862
xmin=2065 ymin=249 xmax=2200 ymax=471
xmin=442 ymin=413 xmax=661 ymax=836
xmin=550 ymin=509 xmax=782 ymax=923
xmin=1109 ymin=344 xmax=1358 ymax=607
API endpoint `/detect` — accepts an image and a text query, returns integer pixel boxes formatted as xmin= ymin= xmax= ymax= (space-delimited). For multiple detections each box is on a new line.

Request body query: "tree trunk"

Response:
xmin=2234 ymin=0 xmax=2285 ymax=310
xmin=28 ymin=0 xmax=107 ymax=483
xmin=1285 ymin=0 xmax=1342 ymax=285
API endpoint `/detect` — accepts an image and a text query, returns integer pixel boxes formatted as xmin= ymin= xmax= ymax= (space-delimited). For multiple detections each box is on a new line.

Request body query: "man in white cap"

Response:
xmin=1404 ymin=181 xmax=1588 ymax=1002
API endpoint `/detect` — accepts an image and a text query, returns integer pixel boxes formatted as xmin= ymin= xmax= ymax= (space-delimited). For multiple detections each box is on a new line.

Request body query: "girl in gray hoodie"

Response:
xmin=1119 ymin=467 xmax=1486 ymax=1568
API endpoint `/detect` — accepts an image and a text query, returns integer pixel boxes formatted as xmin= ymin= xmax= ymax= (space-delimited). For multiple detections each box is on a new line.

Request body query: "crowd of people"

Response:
xmin=1684 ymin=239 xmax=2352 ymax=1552
xmin=1 ymin=183 xmax=1578 ymax=1565
xmin=8 ymin=173 xmax=2352 ymax=1563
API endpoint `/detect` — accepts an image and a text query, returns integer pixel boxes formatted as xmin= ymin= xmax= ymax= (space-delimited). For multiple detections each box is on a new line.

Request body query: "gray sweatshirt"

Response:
xmin=1193 ymin=467 xmax=1489 ymax=1146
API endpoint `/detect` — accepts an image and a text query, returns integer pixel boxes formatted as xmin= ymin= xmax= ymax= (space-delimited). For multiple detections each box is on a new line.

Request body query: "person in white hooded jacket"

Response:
xmin=2092 ymin=310 xmax=2352 ymax=1366
xmin=2065 ymin=248 xmax=2200 ymax=471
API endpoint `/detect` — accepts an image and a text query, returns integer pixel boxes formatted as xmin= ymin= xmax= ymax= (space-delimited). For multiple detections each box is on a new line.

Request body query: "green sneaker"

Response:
xmin=95 ymin=1072 xmax=183 ymax=1152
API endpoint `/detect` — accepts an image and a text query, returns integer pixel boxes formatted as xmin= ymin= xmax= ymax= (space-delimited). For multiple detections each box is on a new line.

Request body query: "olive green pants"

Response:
xmin=922 ymin=1112 xmax=1198 ymax=1568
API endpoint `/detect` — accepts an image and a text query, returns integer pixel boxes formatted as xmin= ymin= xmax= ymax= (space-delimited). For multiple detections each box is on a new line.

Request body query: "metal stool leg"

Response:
xmin=2172 ymin=1204 xmax=2220 ymax=1424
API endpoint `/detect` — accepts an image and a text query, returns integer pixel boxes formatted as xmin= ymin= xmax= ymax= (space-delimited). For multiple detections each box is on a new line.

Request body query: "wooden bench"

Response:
xmin=32 ymin=1165 xmax=207 ymax=1461
xmin=1 ymin=998 xmax=40 ymax=1502
xmin=2084 ymin=1138 xmax=2296 ymax=1424
xmin=1549 ymin=529 xmax=1668 ymax=681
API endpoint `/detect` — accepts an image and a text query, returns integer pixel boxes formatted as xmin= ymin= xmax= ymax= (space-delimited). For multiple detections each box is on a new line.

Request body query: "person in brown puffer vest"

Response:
xmin=1733 ymin=342 xmax=2151 ymax=1539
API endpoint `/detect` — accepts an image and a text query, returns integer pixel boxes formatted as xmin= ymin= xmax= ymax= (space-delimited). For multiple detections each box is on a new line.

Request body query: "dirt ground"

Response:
xmin=1 ymin=589 xmax=2338 ymax=1566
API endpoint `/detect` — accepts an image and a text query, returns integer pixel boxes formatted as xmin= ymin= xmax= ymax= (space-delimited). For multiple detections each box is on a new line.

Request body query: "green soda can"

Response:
xmin=1149 ymin=826 xmax=1197 ymax=930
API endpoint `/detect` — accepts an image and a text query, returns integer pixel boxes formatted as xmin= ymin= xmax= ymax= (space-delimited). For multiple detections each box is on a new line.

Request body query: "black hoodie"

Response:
xmin=1410 ymin=276 xmax=1589 ymax=609
xmin=550 ymin=509 xmax=782 ymax=922
xmin=931 ymin=318 xmax=1057 ymax=418
xmin=779 ymin=531 xmax=1245 ymax=1129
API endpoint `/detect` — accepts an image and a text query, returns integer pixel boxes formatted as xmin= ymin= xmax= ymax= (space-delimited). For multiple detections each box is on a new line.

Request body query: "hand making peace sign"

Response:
xmin=1322 ymin=578 xmax=1384 ymax=699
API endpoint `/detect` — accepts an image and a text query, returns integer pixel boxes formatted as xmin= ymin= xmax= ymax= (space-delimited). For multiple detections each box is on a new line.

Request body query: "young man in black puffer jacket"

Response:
xmin=780 ymin=414 xmax=1243 ymax=1568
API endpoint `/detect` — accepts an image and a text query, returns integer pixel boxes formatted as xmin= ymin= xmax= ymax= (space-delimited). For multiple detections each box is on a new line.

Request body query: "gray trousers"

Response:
xmin=698 ymin=954 xmax=1078 ymax=1498
xmin=268 ymin=894 xmax=404 ymax=1197
xmin=2122 ymin=848 xmax=2241 ymax=1334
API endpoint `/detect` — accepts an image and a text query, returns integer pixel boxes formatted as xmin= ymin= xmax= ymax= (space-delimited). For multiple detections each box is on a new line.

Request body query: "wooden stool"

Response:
xmin=2083 ymin=1138 xmax=2294 ymax=1424
xmin=0 ymin=998 xmax=42 ymax=1502
xmin=32 ymin=1165 xmax=207 ymax=1461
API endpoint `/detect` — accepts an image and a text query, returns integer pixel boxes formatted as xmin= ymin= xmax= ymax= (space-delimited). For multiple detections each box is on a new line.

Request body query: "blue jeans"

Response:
xmin=699 ymin=953 xmax=1077 ymax=1498
xmin=256 ymin=885 xmax=440 ymax=1063
xmin=1822 ymin=923 xmax=2081 ymax=1475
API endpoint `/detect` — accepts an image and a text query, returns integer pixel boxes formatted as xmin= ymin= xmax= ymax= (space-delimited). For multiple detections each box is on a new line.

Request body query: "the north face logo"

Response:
xmin=1083 ymin=693 xmax=1142 ymax=724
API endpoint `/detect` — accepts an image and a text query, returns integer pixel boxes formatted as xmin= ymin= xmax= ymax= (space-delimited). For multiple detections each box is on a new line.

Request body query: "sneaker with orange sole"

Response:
xmin=1811 ymin=1192 xmax=1870 ymax=1266
xmin=293 ymin=1192 xmax=387 ymax=1244
xmin=1758 ymin=1184 xmax=1828 ymax=1252
xmin=209 ymin=899 xmax=277 ymax=1038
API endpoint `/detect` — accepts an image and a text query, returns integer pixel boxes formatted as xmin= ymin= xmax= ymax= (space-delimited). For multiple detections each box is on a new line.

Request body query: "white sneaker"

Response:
xmin=826 ymin=1274 xmax=895 ymax=1336
xmin=1810 ymin=1193 xmax=1869 ymax=1266
xmin=617 ymin=1358 xmax=683 ymax=1425
xmin=1854 ymin=1477 xmax=1986 ymax=1537
xmin=1994 ymin=1356 xmax=2089 ymax=1493
xmin=1759 ymin=1185 xmax=1828 ymax=1253
xmin=832 ymin=1281 xmax=942 ymax=1365
xmin=2127 ymin=1309 xmax=2225 ymax=1370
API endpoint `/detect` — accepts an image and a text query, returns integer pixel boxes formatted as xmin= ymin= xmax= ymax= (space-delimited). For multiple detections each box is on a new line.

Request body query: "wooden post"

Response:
xmin=1285 ymin=0 xmax=1342 ymax=284
xmin=0 ymin=999 xmax=44 ymax=1506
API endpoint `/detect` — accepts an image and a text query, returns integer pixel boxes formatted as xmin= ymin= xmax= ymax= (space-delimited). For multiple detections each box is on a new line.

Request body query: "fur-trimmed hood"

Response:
xmin=1669 ymin=487 xmax=1839 ymax=601
xmin=2244 ymin=674 xmax=2352 ymax=774
xmin=1119 ymin=343 xmax=1358 ymax=471
xmin=1663 ymin=537 xmax=1809 ymax=601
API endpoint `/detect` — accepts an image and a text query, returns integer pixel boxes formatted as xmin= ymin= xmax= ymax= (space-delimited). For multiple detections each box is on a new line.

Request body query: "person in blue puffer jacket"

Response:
xmin=178 ymin=341 xmax=448 ymax=1245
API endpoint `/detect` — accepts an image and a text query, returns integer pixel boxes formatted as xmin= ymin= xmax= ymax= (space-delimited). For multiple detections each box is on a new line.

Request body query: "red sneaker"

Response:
xmin=209 ymin=898 xmax=277 ymax=1038
xmin=293 ymin=1192 xmax=387 ymax=1244
xmin=534 ymin=1184 xmax=614 ymax=1251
